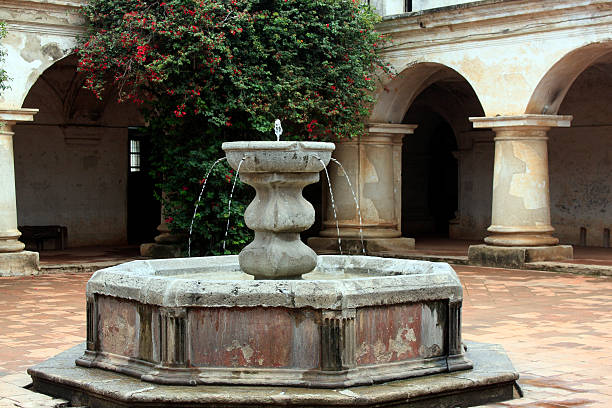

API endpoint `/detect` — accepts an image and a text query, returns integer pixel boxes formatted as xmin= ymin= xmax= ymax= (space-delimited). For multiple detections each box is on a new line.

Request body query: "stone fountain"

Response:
xmin=28 ymin=140 xmax=519 ymax=407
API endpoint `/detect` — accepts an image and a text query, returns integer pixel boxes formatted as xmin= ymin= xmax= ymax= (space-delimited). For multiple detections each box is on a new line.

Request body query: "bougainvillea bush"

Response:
xmin=78 ymin=0 xmax=391 ymax=255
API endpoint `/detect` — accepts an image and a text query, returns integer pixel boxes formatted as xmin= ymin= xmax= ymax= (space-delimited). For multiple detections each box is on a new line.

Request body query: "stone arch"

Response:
xmin=22 ymin=54 xmax=124 ymax=125
xmin=14 ymin=53 xmax=154 ymax=249
xmin=526 ymin=42 xmax=612 ymax=115
xmin=370 ymin=62 xmax=484 ymax=124
xmin=379 ymin=62 xmax=487 ymax=239
xmin=1 ymin=28 xmax=77 ymax=108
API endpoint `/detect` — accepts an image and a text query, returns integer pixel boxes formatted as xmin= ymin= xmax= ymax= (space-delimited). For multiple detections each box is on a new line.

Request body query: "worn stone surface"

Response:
xmin=189 ymin=307 xmax=320 ymax=369
xmin=85 ymin=255 xmax=463 ymax=309
xmin=468 ymin=244 xmax=572 ymax=268
xmin=29 ymin=341 xmax=517 ymax=407
xmin=0 ymin=251 xmax=39 ymax=277
xmin=6 ymin=266 xmax=612 ymax=405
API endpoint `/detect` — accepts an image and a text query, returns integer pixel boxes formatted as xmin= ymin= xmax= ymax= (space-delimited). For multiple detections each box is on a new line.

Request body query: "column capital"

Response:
xmin=367 ymin=123 xmax=418 ymax=135
xmin=469 ymin=114 xmax=572 ymax=130
xmin=0 ymin=108 xmax=38 ymax=129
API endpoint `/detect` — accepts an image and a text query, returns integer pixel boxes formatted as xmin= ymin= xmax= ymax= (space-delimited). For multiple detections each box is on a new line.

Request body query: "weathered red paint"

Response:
xmin=97 ymin=296 xmax=139 ymax=358
xmin=189 ymin=307 xmax=319 ymax=369
xmin=355 ymin=303 xmax=422 ymax=365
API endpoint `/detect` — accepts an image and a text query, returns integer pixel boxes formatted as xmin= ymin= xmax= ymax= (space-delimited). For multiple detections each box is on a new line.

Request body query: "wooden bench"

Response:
xmin=18 ymin=225 xmax=67 ymax=251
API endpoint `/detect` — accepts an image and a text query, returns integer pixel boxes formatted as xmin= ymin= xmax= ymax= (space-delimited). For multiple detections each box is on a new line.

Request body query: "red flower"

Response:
xmin=165 ymin=217 xmax=174 ymax=223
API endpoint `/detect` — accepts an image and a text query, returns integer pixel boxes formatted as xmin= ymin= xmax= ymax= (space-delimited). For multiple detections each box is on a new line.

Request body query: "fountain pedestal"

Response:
xmin=223 ymin=141 xmax=334 ymax=279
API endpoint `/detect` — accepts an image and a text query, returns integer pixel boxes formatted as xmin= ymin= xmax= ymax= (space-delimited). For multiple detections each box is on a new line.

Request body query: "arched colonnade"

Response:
xmin=312 ymin=36 xmax=612 ymax=264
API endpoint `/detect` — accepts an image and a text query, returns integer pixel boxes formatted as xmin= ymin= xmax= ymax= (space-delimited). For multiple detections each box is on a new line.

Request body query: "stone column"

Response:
xmin=0 ymin=108 xmax=40 ymax=276
xmin=468 ymin=115 xmax=573 ymax=267
xmin=309 ymin=123 xmax=417 ymax=255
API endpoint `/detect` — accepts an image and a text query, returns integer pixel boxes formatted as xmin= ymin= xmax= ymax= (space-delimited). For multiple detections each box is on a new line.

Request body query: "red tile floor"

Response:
xmin=1 ymin=265 xmax=611 ymax=407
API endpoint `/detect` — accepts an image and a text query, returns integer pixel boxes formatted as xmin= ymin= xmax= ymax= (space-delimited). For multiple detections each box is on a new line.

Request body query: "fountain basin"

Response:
xmin=76 ymin=255 xmax=472 ymax=388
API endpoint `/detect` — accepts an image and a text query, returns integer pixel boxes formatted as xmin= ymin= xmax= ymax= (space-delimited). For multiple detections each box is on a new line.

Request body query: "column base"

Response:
xmin=484 ymin=233 xmax=559 ymax=246
xmin=0 ymin=251 xmax=40 ymax=277
xmin=468 ymin=244 xmax=573 ymax=268
xmin=0 ymin=238 xmax=26 ymax=252
xmin=308 ymin=237 xmax=415 ymax=255
xmin=140 ymin=243 xmax=181 ymax=259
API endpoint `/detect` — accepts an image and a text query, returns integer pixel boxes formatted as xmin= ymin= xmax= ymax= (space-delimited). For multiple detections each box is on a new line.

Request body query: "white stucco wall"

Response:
xmin=412 ymin=0 xmax=473 ymax=11
xmin=370 ymin=0 xmax=405 ymax=16
xmin=370 ymin=0 xmax=475 ymax=15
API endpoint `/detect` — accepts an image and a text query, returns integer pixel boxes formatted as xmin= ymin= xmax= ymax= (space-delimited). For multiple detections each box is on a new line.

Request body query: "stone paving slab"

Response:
xmin=1 ymin=266 xmax=612 ymax=406
xmin=0 ymin=373 xmax=67 ymax=408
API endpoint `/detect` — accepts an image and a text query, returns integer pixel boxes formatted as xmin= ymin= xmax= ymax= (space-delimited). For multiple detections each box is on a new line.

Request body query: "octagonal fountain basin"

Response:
xmin=77 ymin=255 xmax=472 ymax=388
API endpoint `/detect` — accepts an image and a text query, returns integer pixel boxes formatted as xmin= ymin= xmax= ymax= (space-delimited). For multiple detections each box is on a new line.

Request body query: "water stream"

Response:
xmin=188 ymin=157 xmax=227 ymax=257
xmin=314 ymin=156 xmax=342 ymax=255
xmin=329 ymin=158 xmax=366 ymax=255
xmin=222 ymin=156 xmax=246 ymax=252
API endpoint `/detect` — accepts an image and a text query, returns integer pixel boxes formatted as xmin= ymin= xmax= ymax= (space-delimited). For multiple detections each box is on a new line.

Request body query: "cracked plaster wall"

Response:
xmin=0 ymin=1 xmax=83 ymax=108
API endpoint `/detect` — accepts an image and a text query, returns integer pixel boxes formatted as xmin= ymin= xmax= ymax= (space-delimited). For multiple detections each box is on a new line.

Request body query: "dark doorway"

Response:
xmin=402 ymin=109 xmax=458 ymax=237
xmin=127 ymin=128 xmax=160 ymax=244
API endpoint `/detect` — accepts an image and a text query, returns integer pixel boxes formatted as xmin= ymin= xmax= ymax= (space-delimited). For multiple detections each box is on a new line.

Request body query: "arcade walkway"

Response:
xmin=34 ymin=239 xmax=612 ymax=276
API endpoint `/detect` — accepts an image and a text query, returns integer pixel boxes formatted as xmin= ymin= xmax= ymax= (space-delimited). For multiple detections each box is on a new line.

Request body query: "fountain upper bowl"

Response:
xmin=222 ymin=141 xmax=334 ymax=173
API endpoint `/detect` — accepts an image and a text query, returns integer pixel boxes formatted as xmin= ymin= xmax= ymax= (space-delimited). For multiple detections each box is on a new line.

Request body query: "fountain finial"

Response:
xmin=274 ymin=119 xmax=282 ymax=141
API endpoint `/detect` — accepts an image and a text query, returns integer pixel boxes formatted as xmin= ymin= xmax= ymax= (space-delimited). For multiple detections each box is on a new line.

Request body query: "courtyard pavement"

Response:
xmin=0 ymin=264 xmax=611 ymax=407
